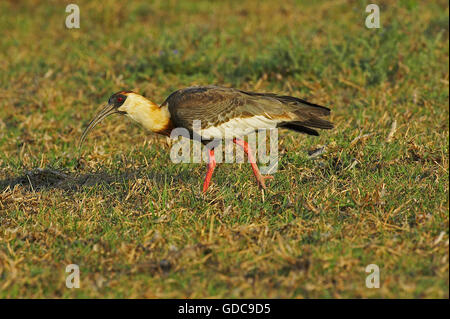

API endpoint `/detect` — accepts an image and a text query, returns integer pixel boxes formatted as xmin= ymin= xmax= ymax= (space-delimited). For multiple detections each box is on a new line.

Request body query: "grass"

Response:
xmin=0 ymin=0 xmax=448 ymax=298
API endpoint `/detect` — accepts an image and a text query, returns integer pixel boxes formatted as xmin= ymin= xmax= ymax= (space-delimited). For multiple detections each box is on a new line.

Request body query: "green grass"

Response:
xmin=0 ymin=0 xmax=448 ymax=298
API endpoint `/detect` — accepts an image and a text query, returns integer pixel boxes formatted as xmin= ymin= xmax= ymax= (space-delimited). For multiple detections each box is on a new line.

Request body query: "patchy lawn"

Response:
xmin=0 ymin=0 xmax=448 ymax=298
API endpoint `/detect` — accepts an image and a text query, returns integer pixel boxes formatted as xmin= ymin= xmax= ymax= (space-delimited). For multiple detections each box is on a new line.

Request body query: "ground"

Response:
xmin=0 ymin=0 xmax=448 ymax=298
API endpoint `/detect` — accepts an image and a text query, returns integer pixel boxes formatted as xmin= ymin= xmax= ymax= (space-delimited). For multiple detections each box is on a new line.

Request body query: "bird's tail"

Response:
xmin=242 ymin=90 xmax=333 ymax=136
xmin=279 ymin=119 xmax=333 ymax=136
xmin=277 ymin=97 xmax=333 ymax=136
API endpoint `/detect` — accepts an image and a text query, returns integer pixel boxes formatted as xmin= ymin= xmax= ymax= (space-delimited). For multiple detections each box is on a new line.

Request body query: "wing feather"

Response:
xmin=162 ymin=86 xmax=332 ymax=138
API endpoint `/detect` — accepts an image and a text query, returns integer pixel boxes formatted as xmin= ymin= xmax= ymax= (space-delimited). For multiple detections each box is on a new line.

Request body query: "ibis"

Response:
xmin=80 ymin=86 xmax=333 ymax=192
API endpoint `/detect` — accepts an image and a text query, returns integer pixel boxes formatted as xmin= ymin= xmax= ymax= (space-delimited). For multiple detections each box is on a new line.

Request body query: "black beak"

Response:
xmin=79 ymin=104 xmax=118 ymax=148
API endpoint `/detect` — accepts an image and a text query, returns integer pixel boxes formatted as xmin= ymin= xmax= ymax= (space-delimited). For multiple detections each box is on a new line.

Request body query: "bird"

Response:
xmin=80 ymin=86 xmax=333 ymax=193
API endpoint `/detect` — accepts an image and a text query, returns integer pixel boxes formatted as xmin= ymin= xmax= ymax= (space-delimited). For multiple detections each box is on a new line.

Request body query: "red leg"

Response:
xmin=233 ymin=138 xmax=273 ymax=189
xmin=202 ymin=148 xmax=216 ymax=193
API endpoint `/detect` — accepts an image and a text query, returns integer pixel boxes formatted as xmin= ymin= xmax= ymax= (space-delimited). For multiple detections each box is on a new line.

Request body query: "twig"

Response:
xmin=350 ymin=133 xmax=374 ymax=147
xmin=386 ymin=120 xmax=397 ymax=142
xmin=308 ymin=146 xmax=327 ymax=159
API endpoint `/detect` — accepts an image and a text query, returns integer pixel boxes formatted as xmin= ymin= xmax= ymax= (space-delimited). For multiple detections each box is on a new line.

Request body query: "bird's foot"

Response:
xmin=202 ymin=179 xmax=213 ymax=193
xmin=255 ymin=174 xmax=274 ymax=189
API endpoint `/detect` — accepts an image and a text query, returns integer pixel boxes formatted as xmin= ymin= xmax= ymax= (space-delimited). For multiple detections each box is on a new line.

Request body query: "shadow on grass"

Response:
xmin=0 ymin=167 xmax=193 ymax=193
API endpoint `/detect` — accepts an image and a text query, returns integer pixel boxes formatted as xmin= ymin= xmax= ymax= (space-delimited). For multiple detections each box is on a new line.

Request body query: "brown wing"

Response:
xmin=162 ymin=86 xmax=333 ymax=135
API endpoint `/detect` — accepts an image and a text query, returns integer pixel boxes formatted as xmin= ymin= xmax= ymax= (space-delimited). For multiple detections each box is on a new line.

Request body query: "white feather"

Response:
xmin=200 ymin=115 xmax=280 ymax=139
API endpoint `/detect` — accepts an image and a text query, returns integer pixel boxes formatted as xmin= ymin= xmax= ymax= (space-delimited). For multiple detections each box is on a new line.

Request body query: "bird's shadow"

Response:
xmin=0 ymin=167 xmax=195 ymax=193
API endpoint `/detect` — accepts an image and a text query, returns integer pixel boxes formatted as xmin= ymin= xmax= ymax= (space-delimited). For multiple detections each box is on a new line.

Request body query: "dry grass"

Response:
xmin=0 ymin=0 xmax=448 ymax=298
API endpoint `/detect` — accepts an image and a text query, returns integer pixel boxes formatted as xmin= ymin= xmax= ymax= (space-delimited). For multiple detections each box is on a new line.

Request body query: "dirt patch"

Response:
xmin=0 ymin=168 xmax=136 ymax=192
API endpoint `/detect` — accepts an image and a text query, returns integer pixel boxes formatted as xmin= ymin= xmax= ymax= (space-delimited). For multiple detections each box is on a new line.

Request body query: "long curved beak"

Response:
xmin=79 ymin=104 xmax=118 ymax=148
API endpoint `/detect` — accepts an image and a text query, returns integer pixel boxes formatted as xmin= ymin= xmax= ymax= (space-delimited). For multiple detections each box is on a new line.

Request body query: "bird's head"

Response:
xmin=79 ymin=91 xmax=171 ymax=148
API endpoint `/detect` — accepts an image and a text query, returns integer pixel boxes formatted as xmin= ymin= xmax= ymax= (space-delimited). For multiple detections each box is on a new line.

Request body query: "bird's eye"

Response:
xmin=117 ymin=97 xmax=124 ymax=102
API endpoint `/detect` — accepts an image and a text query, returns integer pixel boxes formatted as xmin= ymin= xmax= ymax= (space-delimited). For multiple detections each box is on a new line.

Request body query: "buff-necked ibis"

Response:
xmin=80 ymin=86 xmax=333 ymax=193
